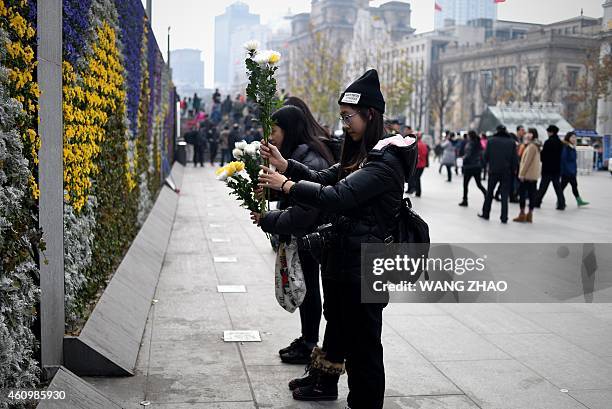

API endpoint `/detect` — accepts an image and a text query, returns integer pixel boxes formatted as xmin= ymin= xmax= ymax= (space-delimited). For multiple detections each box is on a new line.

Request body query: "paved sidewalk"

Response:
xmin=84 ymin=166 xmax=612 ymax=409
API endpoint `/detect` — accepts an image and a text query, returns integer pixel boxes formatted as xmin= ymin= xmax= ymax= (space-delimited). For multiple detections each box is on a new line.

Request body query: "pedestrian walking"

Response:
xmin=458 ymin=130 xmax=487 ymax=206
xmin=513 ymin=128 xmax=541 ymax=223
xmin=439 ymin=132 xmax=456 ymax=182
xmin=407 ymin=133 xmax=428 ymax=196
xmin=560 ymin=131 xmax=590 ymax=207
xmin=219 ymin=125 xmax=231 ymax=166
xmin=479 ymin=125 xmax=518 ymax=223
xmin=536 ymin=125 xmax=565 ymax=210
xmin=206 ymin=121 xmax=219 ymax=165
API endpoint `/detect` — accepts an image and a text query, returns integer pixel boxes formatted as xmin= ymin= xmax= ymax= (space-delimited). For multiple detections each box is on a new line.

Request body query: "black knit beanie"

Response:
xmin=338 ymin=69 xmax=385 ymax=114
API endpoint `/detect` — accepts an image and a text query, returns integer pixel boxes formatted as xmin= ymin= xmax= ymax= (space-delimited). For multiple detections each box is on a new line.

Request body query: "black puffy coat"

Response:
xmin=462 ymin=140 xmax=483 ymax=170
xmin=483 ymin=131 xmax=518 ymax=175
xmin=285 ymin=137 xmax=418 ymax=282
xmin=259 ymin=144 xmax=331 ymax=238
xmin=540 ymin=134 xmax=563 ymax=175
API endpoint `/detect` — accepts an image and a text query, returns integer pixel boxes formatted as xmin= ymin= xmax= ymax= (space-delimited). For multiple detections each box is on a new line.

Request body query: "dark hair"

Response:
xmin=468 ymin=130 xmax=482 ymax=151
xmin=517 ymin=125 xmax=524 ymax=132
xmin=284 ymin=96 xmax=331 ymax=140
xmin=271 ymin=105 xmax=333 ymax=164
xmin=564 ymin=131 xmax=575 ymax=143
xmin=338 ymin=105 xmax=384 ymax=178
xmin=528 ymin=128 xmax=539 ymax=139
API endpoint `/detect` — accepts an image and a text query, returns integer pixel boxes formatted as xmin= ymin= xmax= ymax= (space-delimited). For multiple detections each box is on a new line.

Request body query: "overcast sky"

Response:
xmin=142 ymin=0 xmax=605 ymax=88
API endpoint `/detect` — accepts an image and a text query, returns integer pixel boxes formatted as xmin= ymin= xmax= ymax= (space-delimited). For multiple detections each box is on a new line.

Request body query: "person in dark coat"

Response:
xmin=459 ymin=130 xmax=487 ymax=206
xmin=536 ymin=124 xmax=565 ymax=209
xmin=560 ymin=132 xmax=589 ymax=207
xmin=221 ymin=95 xmax=232 ymax=118
xmin=250 ymin=105 xmax=333 ymax=365
xmin=193 ymin=122 xmax=207 ymax=167
xmin=478 ymin=125 xmax=518 ymax=223
xmin=205 ymin=121 xmax=219 ymax=165
xmin=228 ymin=123 xmax=243 ymax=152
xmin=258 ymin=69 xmax=417 ymax=409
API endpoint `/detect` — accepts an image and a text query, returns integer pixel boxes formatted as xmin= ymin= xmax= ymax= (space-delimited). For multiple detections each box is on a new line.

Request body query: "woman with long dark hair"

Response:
xmin=258 ymin=70 xmax=417 ymax=409
xmin=250 ymin=105 xmax=333 ymax=364
xmin=459 ymin=130 xmax=487 ymax=206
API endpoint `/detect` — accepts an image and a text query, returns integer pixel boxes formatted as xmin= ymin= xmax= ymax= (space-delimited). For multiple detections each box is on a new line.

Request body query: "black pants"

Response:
xmin=220 ymin=148 xmax=231 ymax=166
xmin=322 ymin=279 xmax=386 ymax=409
xmin=439 ymin=164 xmax=452 ymax=181
xmin=518 ymin=180 xmax=537 ymax=211
xmin=482 ymin=172 xmax=511 ymax=221
xmin=537 ymin=173 xmax=565 ymax=208
xmin=298 ymin=250 xmax=322 ymax=343
xmin=561 ymin=175 xmax=580 ymax=199
xmin=208 ymin=142 xmax=218 ymax=164
xmin=462 ymin=167 xmax=487 ymax=201
xmin=408 ymin=167 xmax=424 ymax=195
xmin=193 ymin=144 xmax=205 ymax=166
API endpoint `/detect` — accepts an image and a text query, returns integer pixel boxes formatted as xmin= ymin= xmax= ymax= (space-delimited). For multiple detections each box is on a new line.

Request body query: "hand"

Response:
xmin=254 ymin=186 xmax=265 ymax=201
xmin=258 ymin=165 xmax=287 ymax=191
xmin=250 ymin=212 xmax=261 ymax=225
xmin=260 ymin=142 xmax=288 ymax=173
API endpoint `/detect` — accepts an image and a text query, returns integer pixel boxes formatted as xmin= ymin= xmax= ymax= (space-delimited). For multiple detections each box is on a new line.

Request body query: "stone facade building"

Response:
xmin=437 ymin=16 xmax=603 ymax=133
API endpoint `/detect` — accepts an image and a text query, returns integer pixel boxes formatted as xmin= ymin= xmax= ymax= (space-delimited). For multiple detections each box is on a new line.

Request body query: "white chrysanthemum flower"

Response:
xmin=235 ymin=141 xmax=248 ymax=150
xmin=251 ymin=141 xmax=261 ymax=150
xmin=254 ymin=50 xmax=271 ymax=65
xmin=232 ymin=148 xmax=243 ymax=159
xmin=243 ymin=40 xmax=260 ymax=52
xmin=244 ymin=144 xmax=258 ymax=156
xmin=236 ymin=169 xmax=251 ymax=181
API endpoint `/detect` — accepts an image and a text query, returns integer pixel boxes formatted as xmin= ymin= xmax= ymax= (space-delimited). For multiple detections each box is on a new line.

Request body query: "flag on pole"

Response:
xmin=494 ymin=0 xmax=506 ymax=3
xmin=435 ymin=2 xmax=442 ymax=12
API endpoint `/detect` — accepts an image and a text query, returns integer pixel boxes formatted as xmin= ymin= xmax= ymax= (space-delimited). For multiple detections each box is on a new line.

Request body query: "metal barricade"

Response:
xmin=576 ymin=146 xmax=594 ymax=175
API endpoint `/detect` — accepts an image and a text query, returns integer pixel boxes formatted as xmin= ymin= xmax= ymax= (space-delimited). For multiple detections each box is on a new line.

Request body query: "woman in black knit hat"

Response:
xmin=258 ymin=69 xmax=418 ymax=409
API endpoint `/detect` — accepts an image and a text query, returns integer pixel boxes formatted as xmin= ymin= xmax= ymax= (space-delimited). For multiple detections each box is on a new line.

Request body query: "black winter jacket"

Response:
xmin=462 ymin=140 xmax=484 ymax=170
xmin=285 ymin=137 xmax=417 ymax=282
xmin=483 ymin=131 xmax=518 ymax=175
xmin=259 ymin=144 xmax=330 ymax=239
xmin=540 ymin=134 xmax=563 ymax=175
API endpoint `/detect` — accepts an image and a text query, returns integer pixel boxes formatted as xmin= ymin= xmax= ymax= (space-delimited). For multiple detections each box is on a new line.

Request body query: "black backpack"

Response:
xmin=374 ymin=197 xmax=430 ymax=284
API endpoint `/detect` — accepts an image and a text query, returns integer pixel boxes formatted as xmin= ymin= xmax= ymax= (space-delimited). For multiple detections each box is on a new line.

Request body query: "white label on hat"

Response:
xmin=341 ymin=92 xmax=361 ymax=104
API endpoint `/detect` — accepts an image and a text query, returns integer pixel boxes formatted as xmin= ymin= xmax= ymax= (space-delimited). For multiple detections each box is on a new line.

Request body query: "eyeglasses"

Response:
xmin=339 ymin=112 xmax=359 ymax=125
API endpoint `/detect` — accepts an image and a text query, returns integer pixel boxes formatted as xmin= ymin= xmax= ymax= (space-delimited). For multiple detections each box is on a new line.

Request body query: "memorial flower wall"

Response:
xmin=0 ymin=0 xmax=175 ymax=395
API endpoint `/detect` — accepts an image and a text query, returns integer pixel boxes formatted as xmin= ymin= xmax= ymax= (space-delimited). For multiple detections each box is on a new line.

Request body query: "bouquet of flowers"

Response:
xmin=243 ymin=41 xmax=282 ymax=144
xmin=216 ymin=141 xmax=265 ymax=213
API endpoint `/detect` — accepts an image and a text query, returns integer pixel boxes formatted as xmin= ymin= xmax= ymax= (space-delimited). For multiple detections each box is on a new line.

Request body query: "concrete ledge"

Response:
xmin=36 ymin=367 xmax=122 ymax=409
xmin=63 ymin=163 xmax=184 ymax=376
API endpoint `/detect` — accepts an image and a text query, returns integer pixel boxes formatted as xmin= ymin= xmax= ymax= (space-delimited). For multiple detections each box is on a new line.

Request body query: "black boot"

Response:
xmin=280 ymin=339 xmax=313 ymax=364
xmin=279 ymin=337 xmax=302 ymax=356
xmin=292 ymin=372 xmax=339 ymax=401
xmin=458 ymin=199 xmax=468 ymax=207
xmin=288 ymin=364 xmax=317 ymax=391
xmin=292 ymin=347 xmax=343 ymax=401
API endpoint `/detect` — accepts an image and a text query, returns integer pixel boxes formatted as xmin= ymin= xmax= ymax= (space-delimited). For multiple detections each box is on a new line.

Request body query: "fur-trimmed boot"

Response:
xmin=292 ymin=347 xmax=343 ymax=401
xmin=288 ymin=347 xmax=327 ymax=390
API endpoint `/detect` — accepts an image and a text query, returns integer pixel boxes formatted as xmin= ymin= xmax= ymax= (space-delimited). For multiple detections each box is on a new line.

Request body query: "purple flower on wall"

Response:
xmin=27 ymin=0 xmax=37 ymax=28
xmin=63 ymin=0 xmax=92 ymax=67
xmin=115 ymin=0 xmax=145 ymax=137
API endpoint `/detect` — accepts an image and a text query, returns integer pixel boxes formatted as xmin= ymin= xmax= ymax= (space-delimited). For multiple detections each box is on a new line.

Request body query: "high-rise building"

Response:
xmin=170 ymin=49 xmax=205 ymax=98
xmin=434 ymin=0 xmax=497 ymax=29
xmin=214 ymin=2 xmax=260 ymax=91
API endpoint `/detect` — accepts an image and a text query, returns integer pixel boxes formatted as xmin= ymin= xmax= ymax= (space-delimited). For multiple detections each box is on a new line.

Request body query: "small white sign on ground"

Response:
xmin=223 ymin=330 xmax=261 ymax=342
xmin=211 ymin=238 xmax=230 ymax=243
xmin=217 ymin=285 xmax=247 ymax=293
xmin=214 ymin=256 xmax=237 ymax=263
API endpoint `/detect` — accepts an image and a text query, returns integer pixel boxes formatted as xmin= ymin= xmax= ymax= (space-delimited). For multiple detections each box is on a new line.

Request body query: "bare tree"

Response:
xmin=288 ymin=25 xmax=346 ymax=127
xmin=429 ymin=64 xmax=456 ymax=135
